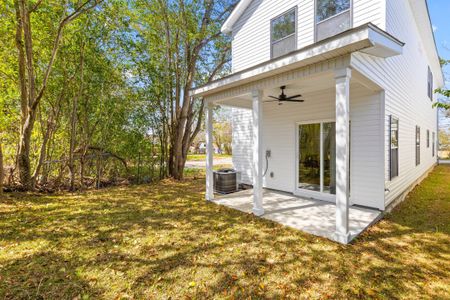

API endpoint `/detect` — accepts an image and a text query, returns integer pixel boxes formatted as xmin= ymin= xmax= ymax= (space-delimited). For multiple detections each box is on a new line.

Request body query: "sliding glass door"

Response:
xmin=298 ymin=122 xmax=337 ymax=197
xmin=298 ymin=124 xmax=321 ymax=191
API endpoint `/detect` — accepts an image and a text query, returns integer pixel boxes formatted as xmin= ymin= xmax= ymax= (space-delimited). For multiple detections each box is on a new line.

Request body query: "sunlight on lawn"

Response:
xmin=0 ymin=167 xmax=449 ymax=299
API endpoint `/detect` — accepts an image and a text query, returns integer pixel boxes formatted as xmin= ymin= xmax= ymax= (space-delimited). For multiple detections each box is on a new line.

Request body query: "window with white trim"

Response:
xmin=390 ymin=116 xmax=399 ymax=180
xmin=271 ymin=8 xmax=297 ymax=59
xmin=316 ymin=0 xmax=351 ymax=41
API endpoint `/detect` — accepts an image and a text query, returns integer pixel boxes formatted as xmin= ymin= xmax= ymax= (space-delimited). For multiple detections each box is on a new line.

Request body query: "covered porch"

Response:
xmin=191 ymin=24 xmax=404 ymax=244
xmin=213 ymin=189 xmax=381 ymax=243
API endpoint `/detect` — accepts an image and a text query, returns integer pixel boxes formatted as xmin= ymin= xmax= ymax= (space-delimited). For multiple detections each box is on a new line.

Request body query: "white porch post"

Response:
xmin=334 ymin=67 xmax=352 ymax=244
xmin=252 ymin=90 xmax=264 ymax=216
xmin=205 ymin=101 xmax=214 ymax=201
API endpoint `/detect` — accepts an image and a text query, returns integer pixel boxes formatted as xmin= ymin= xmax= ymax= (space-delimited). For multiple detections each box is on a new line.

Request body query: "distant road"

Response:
xmin=185 ymin=157 xmax=233 ymax=169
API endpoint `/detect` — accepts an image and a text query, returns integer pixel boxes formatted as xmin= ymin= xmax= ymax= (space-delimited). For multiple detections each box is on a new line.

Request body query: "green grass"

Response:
xmin=187 ymin=154 xmax=231 ymax=161
xmin=0 ymin=166 xmax=449 ymax=299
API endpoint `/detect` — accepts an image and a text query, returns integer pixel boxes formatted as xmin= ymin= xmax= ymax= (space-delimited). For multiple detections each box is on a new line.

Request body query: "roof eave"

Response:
xmin=221 ymin=0 xmax=252 ymax=34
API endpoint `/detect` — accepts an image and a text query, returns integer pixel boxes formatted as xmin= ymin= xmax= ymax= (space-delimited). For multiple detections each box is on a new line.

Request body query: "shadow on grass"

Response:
xmin=0 ymin=167 xmax=449 ymax=298
xmin=0 ymin=251 xmax=103 ymax=299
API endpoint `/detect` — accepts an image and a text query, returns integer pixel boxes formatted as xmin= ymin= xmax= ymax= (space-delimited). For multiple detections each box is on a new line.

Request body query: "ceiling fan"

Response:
xmin=266 ymin=86 xmax=304 ymax=105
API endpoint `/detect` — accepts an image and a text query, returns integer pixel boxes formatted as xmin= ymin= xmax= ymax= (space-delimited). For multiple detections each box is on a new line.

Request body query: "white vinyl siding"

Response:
xmin=231 ymin=0 xmax=385 ymax=72
xmin=231 ymin=84 xmax=385 ymax=210
xmin=351 ymin=0 xmax=438 ymax=206
xmin=231 ymin=108 xmax=253 ymax=185
xmin=353 ymin=0 xmax=386 ymax=29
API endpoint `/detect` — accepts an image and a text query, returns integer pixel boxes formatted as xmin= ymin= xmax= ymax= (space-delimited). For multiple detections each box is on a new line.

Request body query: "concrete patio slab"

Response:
xmin=213 ymin=189 xmax=382 ymax=243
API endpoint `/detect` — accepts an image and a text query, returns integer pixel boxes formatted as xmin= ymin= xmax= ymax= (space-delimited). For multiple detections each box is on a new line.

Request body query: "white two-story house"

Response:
xmin=190 ymin=0 xmax=444 ymax=244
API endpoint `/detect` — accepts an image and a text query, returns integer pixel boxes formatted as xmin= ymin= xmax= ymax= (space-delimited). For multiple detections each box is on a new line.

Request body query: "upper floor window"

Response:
xmin=271 ymin=7 xmax=297 ymax=59
xmin=427 ymin=130 xmax=430 ymax=148
xmin=427 ymin=66 xmax=434 ymax=100
xmin=316 ymin=0 xmax=351 ymax=41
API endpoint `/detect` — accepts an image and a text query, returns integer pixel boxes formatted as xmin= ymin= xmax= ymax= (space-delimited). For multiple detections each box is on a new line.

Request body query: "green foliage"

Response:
xmin=435 ymin=57 xmax=450 ymax=110
xmin=1 ymin=0 xmax=236 ymax=188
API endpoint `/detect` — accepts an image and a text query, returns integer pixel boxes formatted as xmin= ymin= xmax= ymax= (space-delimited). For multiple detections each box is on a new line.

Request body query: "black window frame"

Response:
xmin=428 ymin=66 xmax=434 ymax=100
xmin=416 ymin=126 xmax=421 ymax=166
xmin=389 ymin=116 xmax=399 ymax=180
xmin=427 ymin=130 xmax=430 ymax=148
xmin=270 ymin=7 xmax=298 ymax=59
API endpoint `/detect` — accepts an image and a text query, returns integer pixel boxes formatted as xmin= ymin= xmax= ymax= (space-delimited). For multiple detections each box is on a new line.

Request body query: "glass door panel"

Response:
xmin=323 ymin=122 xmax=336 ymax=194
xmin=298 ymin=124 xmax=321 ymax=191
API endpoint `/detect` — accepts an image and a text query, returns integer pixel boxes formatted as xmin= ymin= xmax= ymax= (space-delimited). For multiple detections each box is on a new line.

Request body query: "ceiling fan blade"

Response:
xmin=281 ymin=99 xmax=305 ymax=102
xmin=285 ymin=94 xmax=303 ymax=100
xmin=268 ymin=96 xmax=280 ymax=100
xmin=264 ymin=100 xmax=280 ymax=102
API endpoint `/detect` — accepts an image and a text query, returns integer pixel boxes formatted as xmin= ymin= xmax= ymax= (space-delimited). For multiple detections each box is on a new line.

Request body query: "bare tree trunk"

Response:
xmin=15 ymin=0 xmax=32 ymax=190
xmin=32 ymin=115 xmax=55 ymax=188
xmin=68 ymin=98 xmax=78 ymax=191
xmin=68 ymin=46 xmax=85 ymax=191
xmin=79 ymin=148 xmax=87 ymax=190
xmin=13 ymin=0 xmax=100 ymax=190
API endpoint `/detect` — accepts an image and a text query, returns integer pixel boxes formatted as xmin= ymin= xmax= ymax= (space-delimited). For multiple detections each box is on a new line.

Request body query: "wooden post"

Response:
xmin=334 ymin=67 xmax=351 ymax=244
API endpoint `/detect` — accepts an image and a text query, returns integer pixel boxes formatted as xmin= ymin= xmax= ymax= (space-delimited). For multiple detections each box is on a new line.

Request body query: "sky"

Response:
xmin=428 ymin=0 xmax=450 ymax=60
xmin=428 ymin=0 xmax=450 ymax=130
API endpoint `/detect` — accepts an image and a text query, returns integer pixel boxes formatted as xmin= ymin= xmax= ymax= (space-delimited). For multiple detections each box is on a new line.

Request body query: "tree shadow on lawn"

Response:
xmin=0 ymin=251 xmax=103 ymax=299
xmin=1 ymin=172 xmax=449 ymax=299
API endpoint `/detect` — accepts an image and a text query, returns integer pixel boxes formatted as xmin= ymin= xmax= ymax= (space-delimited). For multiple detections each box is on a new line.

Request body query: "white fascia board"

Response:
xmin=221 ymin=0 xmax=252 ymax=34
xmin=361 ymin=27 xmax=404 ymax=57
xmin=192 ymin=24 xmax=404 ymax=98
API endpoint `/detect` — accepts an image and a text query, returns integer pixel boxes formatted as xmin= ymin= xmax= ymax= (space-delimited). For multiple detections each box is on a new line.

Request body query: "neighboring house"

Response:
xmin=191 ymin=0 xmax=444 ymax=243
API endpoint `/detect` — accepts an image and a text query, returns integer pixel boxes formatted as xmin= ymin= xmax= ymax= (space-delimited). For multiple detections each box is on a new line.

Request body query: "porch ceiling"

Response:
xmin=190 ymin=23 xmax=404 ymax=99
xmin=215 ymin=71 xmax=375 ymax=109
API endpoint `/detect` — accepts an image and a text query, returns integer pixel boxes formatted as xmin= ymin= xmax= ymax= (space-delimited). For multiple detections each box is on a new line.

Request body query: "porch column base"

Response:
xmin=252 ymin=206 xmax=265 ymax=216
xmin=334 ymin=231 xmax=351 ymax=244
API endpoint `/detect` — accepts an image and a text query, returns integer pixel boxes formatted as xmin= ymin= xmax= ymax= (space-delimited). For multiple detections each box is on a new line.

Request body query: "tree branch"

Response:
xmin=33 ymin=0 xmax=102 ymax=110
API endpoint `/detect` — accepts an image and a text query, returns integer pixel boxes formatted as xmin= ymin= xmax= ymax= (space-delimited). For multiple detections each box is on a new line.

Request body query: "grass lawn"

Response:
xmin=187 ymin=154 xmax=231 ymax=161
xmin=0 ymin=166 xmax=449 ymax=299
